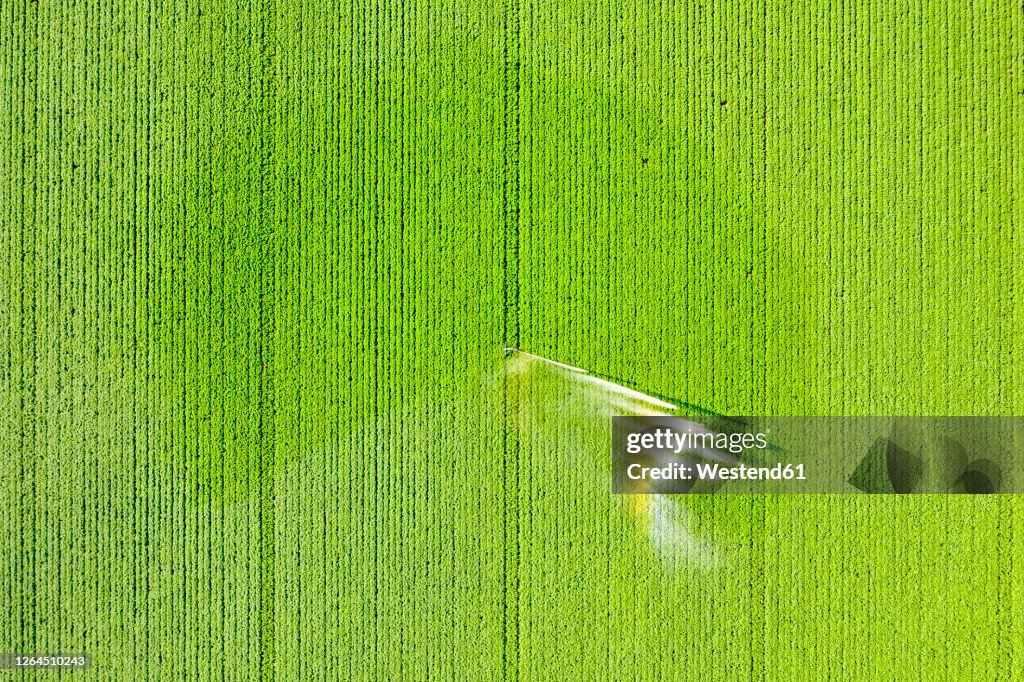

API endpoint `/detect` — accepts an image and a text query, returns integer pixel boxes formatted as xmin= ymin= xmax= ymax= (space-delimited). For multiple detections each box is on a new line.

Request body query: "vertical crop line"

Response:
xmin=500 ymin=0 xmax=522 ymax=678
xmin=256 ymin=0 xmax=278 ymax=679
xmin=501 ymin=9 xmax=521 ymax=351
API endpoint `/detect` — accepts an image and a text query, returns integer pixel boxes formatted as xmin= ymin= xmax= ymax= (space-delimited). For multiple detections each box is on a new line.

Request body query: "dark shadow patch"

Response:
xmin=886 ymin=440 xmax=922 ymax=493
xmin=954 ymin=458 xmax=1002 ymax=494
xmin=849 ymin=436 xmax=921 ymax=493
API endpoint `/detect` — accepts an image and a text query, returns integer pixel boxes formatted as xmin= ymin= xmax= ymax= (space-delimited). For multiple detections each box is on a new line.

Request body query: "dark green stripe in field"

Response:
xmin=256 ymin=0 xmax=277 ymax=673
xmin=501 ymin=0 xmax=522 ymax=678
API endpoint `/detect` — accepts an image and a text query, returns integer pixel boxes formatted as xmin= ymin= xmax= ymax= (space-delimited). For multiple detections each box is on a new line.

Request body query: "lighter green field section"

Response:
xmin=1 ymin=0 xmax=1022 ymax=680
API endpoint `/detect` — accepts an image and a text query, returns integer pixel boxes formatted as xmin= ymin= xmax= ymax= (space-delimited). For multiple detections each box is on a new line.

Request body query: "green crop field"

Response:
xmin=2 ymin=0 xmax=1022 ymax=679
